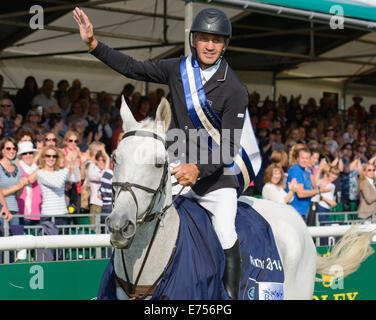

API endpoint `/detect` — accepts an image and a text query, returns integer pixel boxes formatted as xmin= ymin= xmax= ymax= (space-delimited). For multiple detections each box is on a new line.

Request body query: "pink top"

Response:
xmin=17 ymin=165 xmax=42 ymax=220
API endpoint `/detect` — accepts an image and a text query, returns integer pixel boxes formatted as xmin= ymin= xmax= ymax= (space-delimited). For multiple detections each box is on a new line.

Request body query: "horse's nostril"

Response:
xmin=122 ymin=220 xmax=136 ymax=238
xmin=107 ymin=214 xmax=136 ymax=239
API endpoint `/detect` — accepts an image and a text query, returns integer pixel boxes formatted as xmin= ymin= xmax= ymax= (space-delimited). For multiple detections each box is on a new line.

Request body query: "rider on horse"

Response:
xmin=73 ymin=7 xmax=253 ymax=299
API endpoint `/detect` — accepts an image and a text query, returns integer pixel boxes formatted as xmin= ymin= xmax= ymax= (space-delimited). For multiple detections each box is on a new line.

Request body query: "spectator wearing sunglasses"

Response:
xmin=0 ymin=98 xmax=23 ymax=137
xmin=44 ymin=131 xmax=59 ymax=147
xmin=0 ymin=138 xmax=28 ymax=235
xmin=16 ymin=141 xmax=41 ymax=226
xmin=62 ymin=130 xmax=82 ymax=163
xmin=37 ymin=146 xmax=81 ymax=231
xmin=21 ymin=108 xmax=42 ymax=132
xmin=62 ymin=130 xmax=82 ymax=215
xmin=33 ymin=126 xmax=45 ymax=149
xmin=357 ymin=163 xmax=376 ymax=220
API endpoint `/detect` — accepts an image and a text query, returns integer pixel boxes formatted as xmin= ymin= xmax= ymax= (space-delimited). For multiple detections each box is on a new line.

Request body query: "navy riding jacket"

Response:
xmin=91 ymin=41 xmax=249 ymax=196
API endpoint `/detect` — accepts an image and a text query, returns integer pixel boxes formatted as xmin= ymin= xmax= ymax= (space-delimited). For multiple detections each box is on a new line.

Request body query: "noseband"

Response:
xmin=111 ymin=129 xmax=185 ymax=300
xmin=112 ymin=130 xmax=169 ymax=225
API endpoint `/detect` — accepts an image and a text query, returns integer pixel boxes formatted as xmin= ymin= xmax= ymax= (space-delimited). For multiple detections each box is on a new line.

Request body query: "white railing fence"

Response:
xmin=0 ymin=211 xmax=376 ymax=264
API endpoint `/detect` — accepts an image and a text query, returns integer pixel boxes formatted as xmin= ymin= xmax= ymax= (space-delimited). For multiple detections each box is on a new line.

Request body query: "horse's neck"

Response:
xmin=114 ymin=173 xmax=179 ymax=288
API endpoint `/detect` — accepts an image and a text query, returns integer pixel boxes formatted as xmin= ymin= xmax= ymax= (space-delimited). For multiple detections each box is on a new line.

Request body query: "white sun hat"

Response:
xmin=17 ymin=141 xmax=38 ymax=155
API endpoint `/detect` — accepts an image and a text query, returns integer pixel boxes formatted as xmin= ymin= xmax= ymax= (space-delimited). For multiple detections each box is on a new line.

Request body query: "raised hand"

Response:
xmin=72 ymin=7 xmax=97 ymax=50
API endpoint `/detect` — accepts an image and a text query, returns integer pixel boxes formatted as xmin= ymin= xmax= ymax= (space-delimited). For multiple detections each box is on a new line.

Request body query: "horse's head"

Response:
xmin=106 ymin=95 xmax=171 ymax=249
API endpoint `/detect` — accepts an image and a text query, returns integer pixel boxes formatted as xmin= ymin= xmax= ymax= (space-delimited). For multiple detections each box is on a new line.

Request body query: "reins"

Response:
xmin=111 ymin=129 xmax=185 ymax=299
xmin=114 ymin=185 xmax=185 ymax=300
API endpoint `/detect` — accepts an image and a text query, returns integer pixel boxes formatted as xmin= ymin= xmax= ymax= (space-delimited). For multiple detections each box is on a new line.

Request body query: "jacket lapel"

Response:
xmin=203 ymin=59 xmax=228 ymax=95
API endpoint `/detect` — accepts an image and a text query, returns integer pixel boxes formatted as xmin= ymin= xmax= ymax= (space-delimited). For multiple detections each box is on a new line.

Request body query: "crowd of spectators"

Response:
xmin=0 ymin=74 xmax=166 ymax=256
xmin=253 ymin=91 xmax=376 ymax=224
xmin=0 ymin=72 xmax=376 ymax=249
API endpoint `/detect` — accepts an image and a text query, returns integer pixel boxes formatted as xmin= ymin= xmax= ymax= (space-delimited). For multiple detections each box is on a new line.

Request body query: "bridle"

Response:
xmin=111 ymin=129 xmax=184 ymax=300
xmin=112 ymin=130 xmax=171 ymax=225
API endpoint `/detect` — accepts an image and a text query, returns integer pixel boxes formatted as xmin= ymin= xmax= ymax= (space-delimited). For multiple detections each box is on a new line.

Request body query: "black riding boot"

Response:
xmin=223 ymin=239 xmax=241 ymax=300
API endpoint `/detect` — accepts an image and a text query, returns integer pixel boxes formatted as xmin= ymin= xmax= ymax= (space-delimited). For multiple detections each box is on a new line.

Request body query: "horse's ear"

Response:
xmin=155 ymin=97 xmax=171 ymax=133
xmin=120 ymin=95 xmax=137 ymax=131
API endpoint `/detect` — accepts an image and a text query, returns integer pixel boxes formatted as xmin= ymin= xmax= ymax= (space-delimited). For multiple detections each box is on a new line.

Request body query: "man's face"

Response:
xmin=297 ymin=151 xmax=311 ymax=169
xmin=0 ymin=99 xmax=13 ymax=117
xmin=192 ymin=32 xmax=226 ymax=69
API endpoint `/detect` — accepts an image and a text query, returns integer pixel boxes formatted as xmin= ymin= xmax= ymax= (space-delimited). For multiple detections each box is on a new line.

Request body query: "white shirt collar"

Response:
xmin=200 ymin=59 xmax=222 ymax=85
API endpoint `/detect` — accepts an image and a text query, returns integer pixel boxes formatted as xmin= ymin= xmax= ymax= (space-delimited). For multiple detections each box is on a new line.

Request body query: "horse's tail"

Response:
xmin=315 ymin=225 xmax=374 ymax=281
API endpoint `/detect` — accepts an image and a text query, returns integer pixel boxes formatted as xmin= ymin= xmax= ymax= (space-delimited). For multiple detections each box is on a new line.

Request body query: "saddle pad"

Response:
xmin=97 ymin=196 xmax=284 ymax=300
xmin=237 ymin=201 xmax=284 ymax=300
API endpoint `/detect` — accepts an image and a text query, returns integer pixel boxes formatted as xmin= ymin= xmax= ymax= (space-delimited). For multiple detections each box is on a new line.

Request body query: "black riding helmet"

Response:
xmin=189 ymin=8 xmax=232 ymax=63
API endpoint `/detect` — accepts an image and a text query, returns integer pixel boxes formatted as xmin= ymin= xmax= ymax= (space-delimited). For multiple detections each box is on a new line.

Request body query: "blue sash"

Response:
xmin=180 ymin=55 xmax=261 ymax=195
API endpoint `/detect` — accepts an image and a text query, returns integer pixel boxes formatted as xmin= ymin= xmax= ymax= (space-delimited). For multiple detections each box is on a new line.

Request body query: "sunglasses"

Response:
xmin=0 ymin=104 xmax=12 ymax=108
xmin=5 ymin=147 xmax=16 ymax=151
xmin=97 ymin=158 xmax=105 ymax=162
xmin=45 ymin=154 xmax=57 ymax=159
xmin=367 ymin=169 xmax=375 ymax=172
xmin=45 ymin=138 xmax=57 ymax=142
xmin=68 ymin=139 xmax=78 ymax=143
xmin=22 ymin=152 xmax=34 ymax=156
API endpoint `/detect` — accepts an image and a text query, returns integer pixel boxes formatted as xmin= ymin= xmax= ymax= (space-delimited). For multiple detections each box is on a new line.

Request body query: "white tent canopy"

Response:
xmin=1 ymin=0 xmax=376 ymax=108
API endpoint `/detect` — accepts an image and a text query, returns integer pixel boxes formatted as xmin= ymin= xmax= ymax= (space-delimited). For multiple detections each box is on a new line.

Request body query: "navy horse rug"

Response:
xmin=98 ymin=196 xmax=284 ymax=300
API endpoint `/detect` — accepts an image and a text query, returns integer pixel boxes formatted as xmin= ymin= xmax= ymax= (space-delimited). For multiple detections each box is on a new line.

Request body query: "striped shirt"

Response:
xmin=98 ymin=168 xmax=113 ymax=214
xmin=0 ymin=164 xmax=22 ymax=212
xmin=37 ymin=167 xmax=81 ymax=216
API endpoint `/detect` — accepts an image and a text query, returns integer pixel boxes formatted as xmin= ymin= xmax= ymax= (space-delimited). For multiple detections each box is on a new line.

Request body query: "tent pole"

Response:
xmin=163 ymin=0 xmax=168 ymax=43
xmin=309 ymin=21 xmax=315 ymax=58
xmin=185 ymin=0 xmax=193 ymax=56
